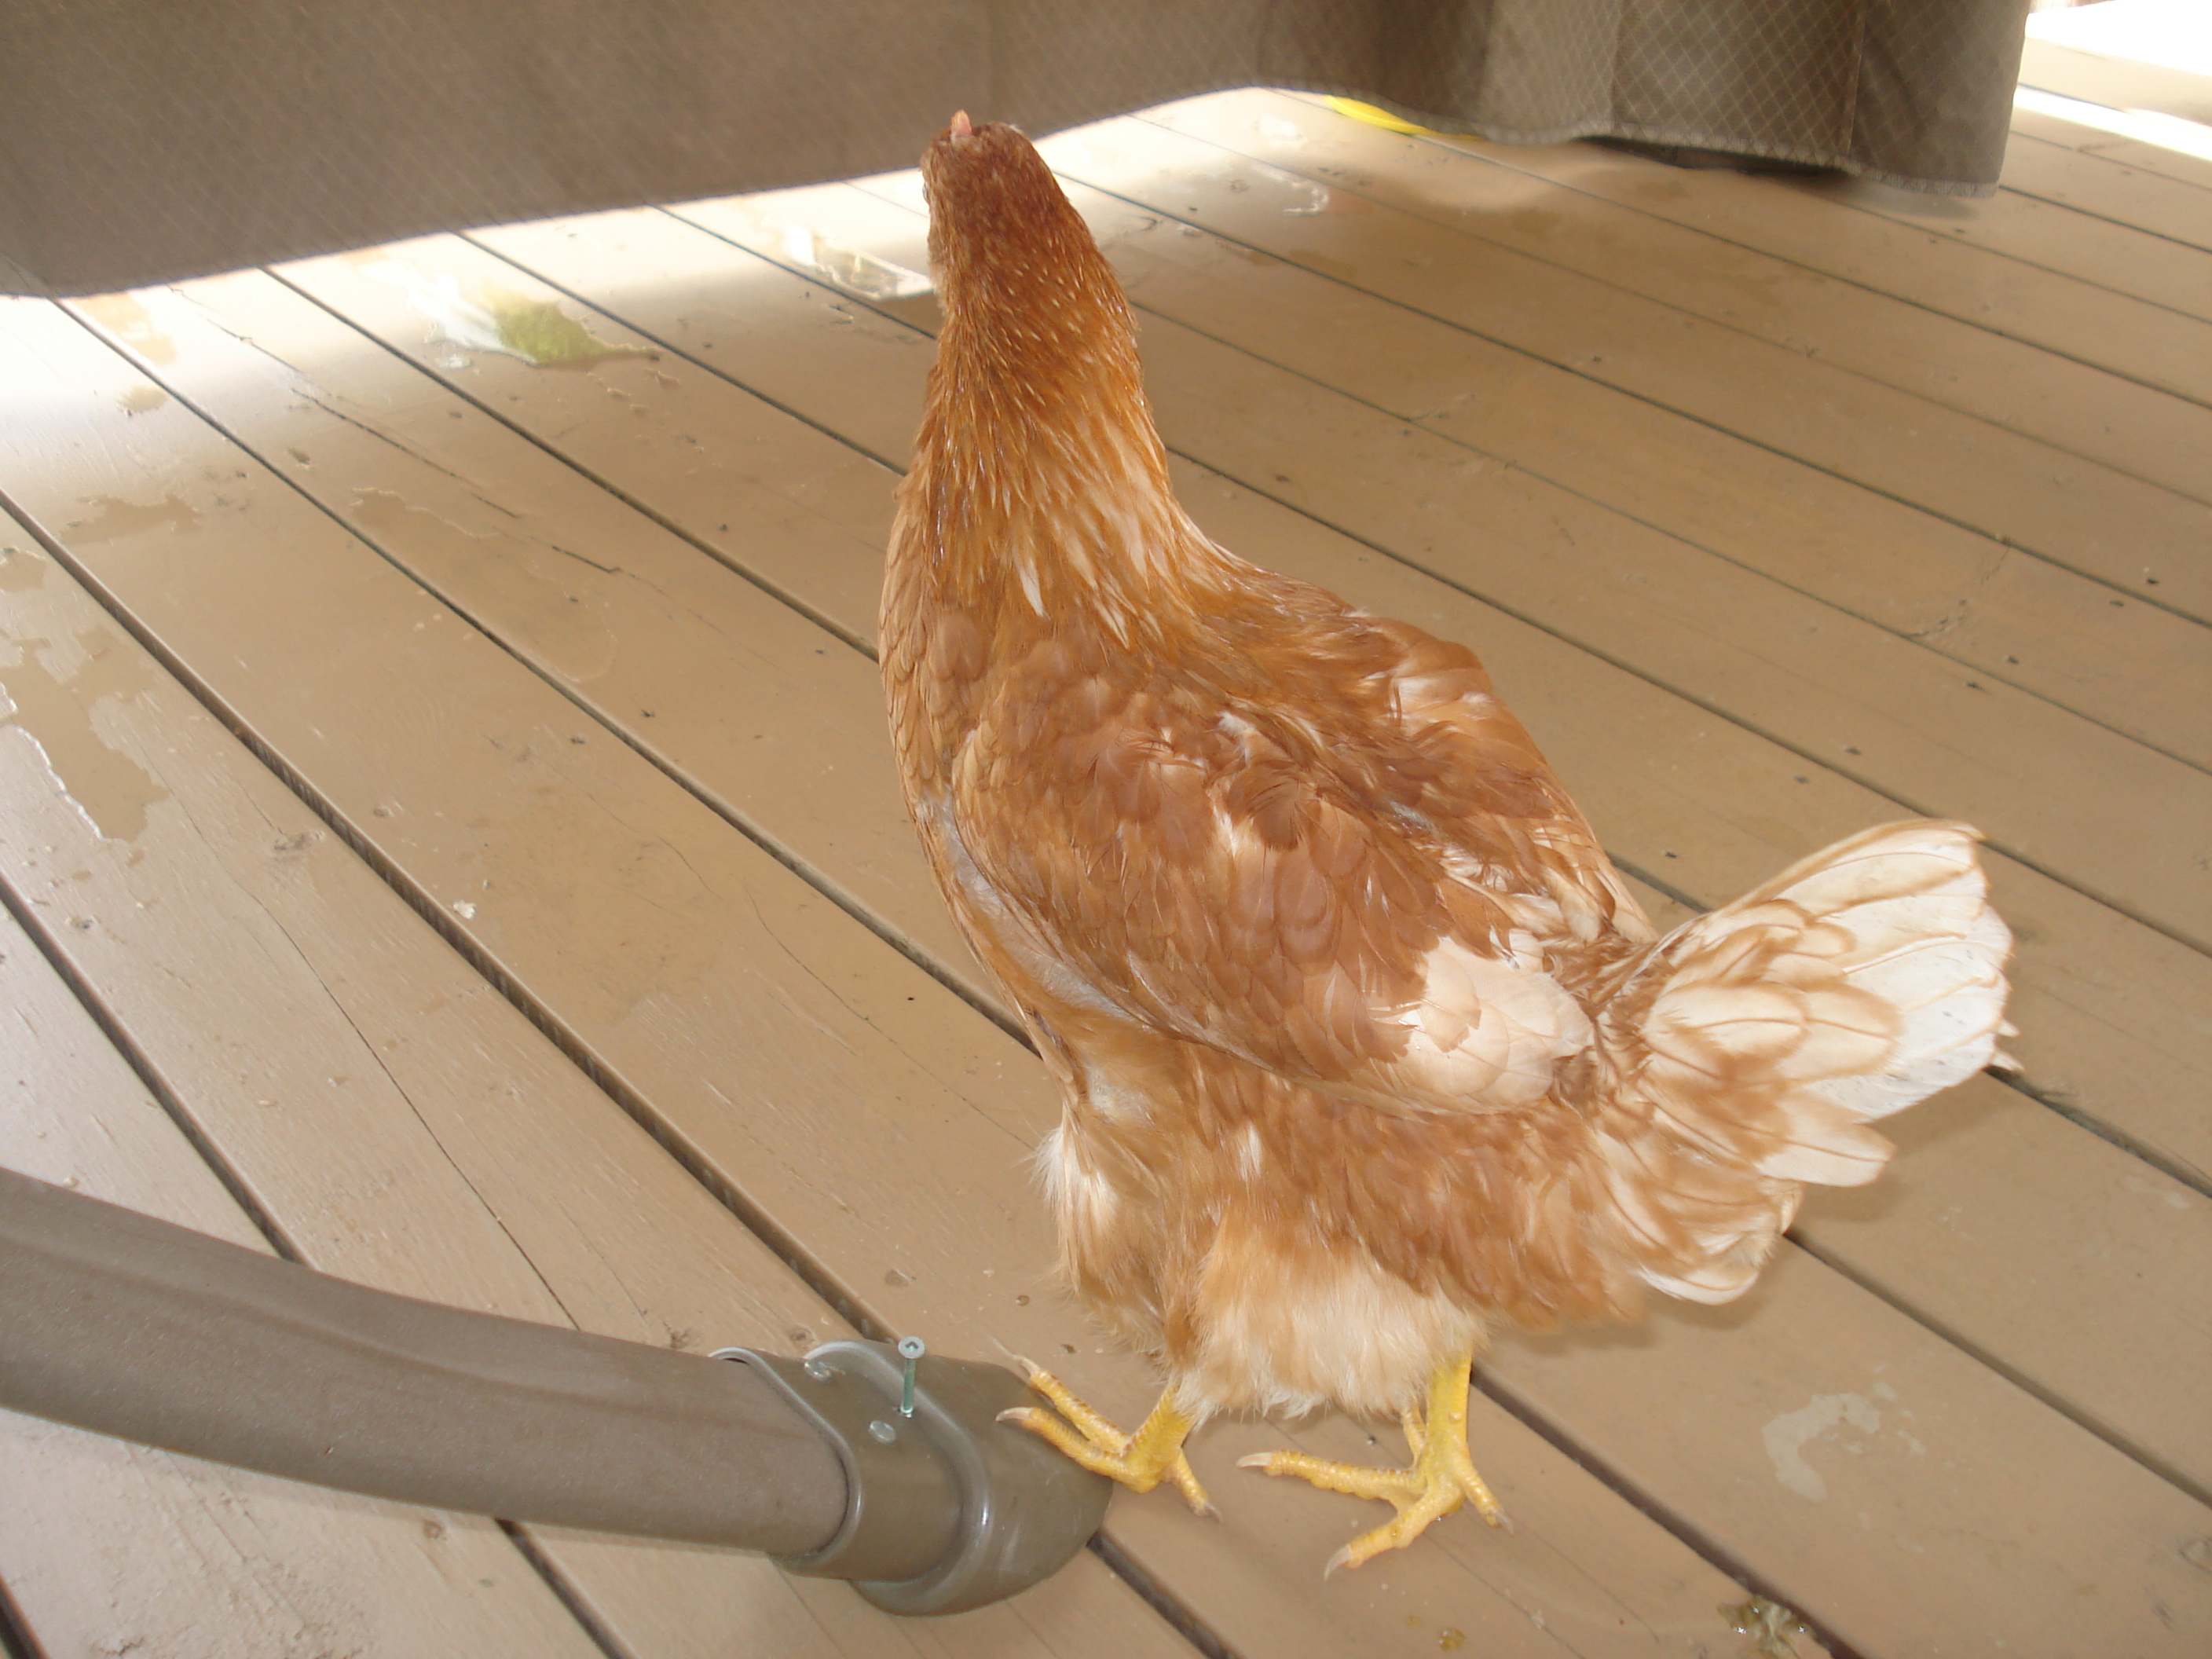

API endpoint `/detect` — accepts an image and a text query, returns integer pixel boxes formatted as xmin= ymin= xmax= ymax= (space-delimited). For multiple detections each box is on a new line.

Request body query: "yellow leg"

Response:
xmin=1238 ymin=1350 xmax=1510 ymax=1572
xmin=998 ymin=1358 xmax=1213 ymax=1514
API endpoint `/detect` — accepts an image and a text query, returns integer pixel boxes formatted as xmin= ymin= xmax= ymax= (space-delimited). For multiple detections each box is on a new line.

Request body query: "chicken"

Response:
xmin=881 ymin=113 xmax=2013 ymax=1571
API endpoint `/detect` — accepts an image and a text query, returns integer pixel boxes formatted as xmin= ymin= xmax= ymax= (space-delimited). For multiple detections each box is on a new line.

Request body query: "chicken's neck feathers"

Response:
xmin=896 ymin=146 xmax=1256 ymax=654
xmin=904 ymin=329 xmax=1240 ymax=633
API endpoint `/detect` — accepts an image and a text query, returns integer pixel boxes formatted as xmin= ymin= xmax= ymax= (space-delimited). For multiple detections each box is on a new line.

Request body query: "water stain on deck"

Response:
xmin=0 ymin=544 xmax=46 ymax=593
xmin=67 ymin=494 xmax=201 ymax=544
xmin=1760 ymin=1390 xmax=1882 ymax=1501
xmin=0 ymin=618 xmax=170 ymax=843
xmin=74 ymin=293 xmax=178 ymax=365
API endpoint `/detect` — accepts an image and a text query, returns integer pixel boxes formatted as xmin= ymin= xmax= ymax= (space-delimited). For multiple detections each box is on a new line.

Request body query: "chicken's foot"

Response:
xmin=998 ymin=1359 xmax=1213 ymax=1514
xmin=1239 ymin=1349 xmax=1510 ymax=1572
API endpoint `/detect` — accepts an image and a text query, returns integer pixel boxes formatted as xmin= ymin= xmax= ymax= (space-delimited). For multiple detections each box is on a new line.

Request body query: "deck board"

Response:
xmin=2010 ymin=94 xmax=2212 ymax=192
xmin=1147 ymin=95 xmax=2212 ymax=524
xmin=427 ymin=201 xmax=2212 ymax=1182
xmin=1995 ymin=130 xmax=2212 ymax=253
xmin=1781 ymin=170 xmax=2212 ymax=330
xmin=0 ymin=309 xmax=1767 ymax=1659
xmin=783 ymin=170 xmax=2212 ymax=898
xmin=1254 ymin=92 xmax=2212 ymax=483
xmin=764 ymin=157 xmax=2212 ymax=765
xmin=2 ymin=82 xmax=2208 ymax=1659
xmin=0 ymin=489 xmax=1181 ymax=1657
xmin=0 ymin=910 xmax=606 ymax=1659
xmin=129 ymin=233 xmax=2212 ymax=1502
xmin=2020 ymin=35 xmax=2212 ymax=128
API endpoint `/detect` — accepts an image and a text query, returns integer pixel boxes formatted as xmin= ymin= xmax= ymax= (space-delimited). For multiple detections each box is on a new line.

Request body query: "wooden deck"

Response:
xmin=2 ymin=66 xmax=2208 ymax=1659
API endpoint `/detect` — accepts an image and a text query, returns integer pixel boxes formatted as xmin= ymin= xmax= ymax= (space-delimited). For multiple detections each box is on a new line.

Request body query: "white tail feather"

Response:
xmin=1606 ymin=821 xmax=2011 ymax=1304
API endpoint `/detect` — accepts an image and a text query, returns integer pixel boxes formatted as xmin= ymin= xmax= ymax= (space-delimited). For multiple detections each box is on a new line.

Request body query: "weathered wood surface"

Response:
xmin=1137 ymin=95 xmax=2212 ymax=582
xmin=2019 ymin=35 xmax=2212 ymax=128
xmin=2 ymin=82 xmax=2208 ymax=1659
xmin=0 ymin=909 xmax=610 ymax=1659
xmin=100 ymin=233 xmax=2212 ymax=1515
xmin=2010 ymin=92 xmax=2212 ymax=193
xmin=0 ymin=497 xmax=1188 ymax=1658
xmin=1268 ymin=92 xmax=2212 ymax=485
xmin=0 ymin=316 xmax=1764 ymax=1659
xmin=1993 ymin=130 xmax=2212 ymax=254
xmin=436 ymin=182 xmax=2212 ymax=1178
xmin=260 ymin=207 xmax=2211 ymax=1213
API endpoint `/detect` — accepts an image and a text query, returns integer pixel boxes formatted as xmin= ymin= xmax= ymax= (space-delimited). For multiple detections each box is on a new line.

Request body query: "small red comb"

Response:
xmin=950 ymin=110 xmax=974 ymax=137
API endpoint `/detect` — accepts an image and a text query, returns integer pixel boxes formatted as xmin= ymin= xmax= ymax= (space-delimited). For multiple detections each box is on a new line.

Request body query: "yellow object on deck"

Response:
xmin=1324 ymin=97 xmax=1443 ymax=136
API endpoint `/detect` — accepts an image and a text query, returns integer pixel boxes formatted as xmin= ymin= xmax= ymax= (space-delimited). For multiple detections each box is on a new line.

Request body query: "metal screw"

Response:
xmin=896 ymin=1336 xmax=925 ymax=1417
xmin=868 ymin=1419 xmax=898 ymax=1444
xmin=804 ymin=1358 xmax=833 ymax=1382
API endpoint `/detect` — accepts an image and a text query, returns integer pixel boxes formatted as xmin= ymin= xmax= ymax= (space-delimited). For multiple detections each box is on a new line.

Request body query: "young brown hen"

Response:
xmin=881 ymin=114 xmax=2013 ymax=1570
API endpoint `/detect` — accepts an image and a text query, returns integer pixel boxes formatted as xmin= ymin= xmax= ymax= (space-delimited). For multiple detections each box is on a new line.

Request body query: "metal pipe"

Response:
xmin=0 ymin=1165 xmax=849 ymax=1553
xmin=0 ymin=1167 xmax=1113 ymax=1611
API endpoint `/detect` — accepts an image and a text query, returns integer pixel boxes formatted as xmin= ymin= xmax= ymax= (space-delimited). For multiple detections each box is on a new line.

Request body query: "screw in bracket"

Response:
xmin=896 ymin=1335 xmax=926 ymax=1418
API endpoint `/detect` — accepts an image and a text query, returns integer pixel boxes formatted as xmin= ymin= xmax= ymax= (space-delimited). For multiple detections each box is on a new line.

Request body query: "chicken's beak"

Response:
xmin=950 ymin=109 xmax=975 ymax=140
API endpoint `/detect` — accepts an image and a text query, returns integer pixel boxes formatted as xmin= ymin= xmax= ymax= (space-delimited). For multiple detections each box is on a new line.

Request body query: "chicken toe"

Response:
xmin=999 ymin=1363 xmax=1213 ymax=1514
xmin=1240 ymin=1350 xmax=1508 ymax=1570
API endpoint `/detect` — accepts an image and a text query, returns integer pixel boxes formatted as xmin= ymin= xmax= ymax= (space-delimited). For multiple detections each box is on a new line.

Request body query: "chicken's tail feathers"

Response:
xmin=1595 ymin=819 xmax=2012 ymax=1305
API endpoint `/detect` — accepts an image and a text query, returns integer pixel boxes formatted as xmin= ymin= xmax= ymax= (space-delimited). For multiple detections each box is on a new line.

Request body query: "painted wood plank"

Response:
xmin=0 ymin=906 xmax=606 ymax=1659
xmin=2011 ymin=93 xmax=2212 ymax=193
xmin=2019 ymin=37 xmax=2212 ymax=126
xmin=810 ymin=142 xmax=2212 ymax=764
xmin=753 ymin=170 xmax=2212 ymax=945
xmin=1999 ymin=130 xmax=2212 ymax=253
xmin=427 ymin=196 xmax=2212 ymax=1186
xmin=1047 ymin=98 xmax=2212 ymax=613
xmin=9 ymin=294 xmax=2210 ymax=1659
xmin=68 ymin=275 xmax=969 ymax=980
xmin=99 ymin=255 xmax=2212 ymax=1504
xmin=0 ymin=303 xmax=1769 ymax=1659
xmin=1248 ymin=93 xmax=2212 ymax=493
xmin=893 ymin=160 xmax=2212 ymax=771
xmin=0 ymin=494 xmax=1181 ymax=1657
xmin=1180 ymin=90 xmax=2212 ymax=493
xmin=1481 ymin=1242 xmax=2207 ymax=1657
xmin=1785 ymin=168 xmax=2212 ymax=331
xmin=61 ymin=277 xmax=978 ymax=1004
